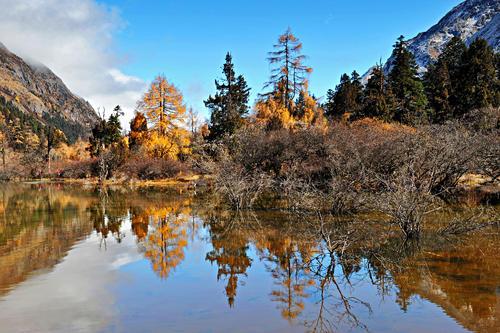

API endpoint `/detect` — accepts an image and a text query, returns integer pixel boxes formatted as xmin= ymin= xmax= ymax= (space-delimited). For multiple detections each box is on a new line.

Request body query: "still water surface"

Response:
xmin=0 ymin=184 xmax=498 ymax=333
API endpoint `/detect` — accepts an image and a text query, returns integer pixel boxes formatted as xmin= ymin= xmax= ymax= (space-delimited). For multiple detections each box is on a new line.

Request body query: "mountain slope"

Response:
xmin=362 ymin=0 xmax=499 ymax=82
xmin=0 ymin=42 xmax=99 ymax=141
xmin=404 ymin=0 xmax=499 ymax=71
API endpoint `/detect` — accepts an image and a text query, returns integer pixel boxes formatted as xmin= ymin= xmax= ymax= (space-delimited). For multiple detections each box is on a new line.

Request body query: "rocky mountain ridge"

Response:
xmin=0 ymin=41 xmax=99 ymax=141
xmin=363 ymin=0 xmax=499 ymax=81
xmin=404 ymin=0 xmax=499 ymax=71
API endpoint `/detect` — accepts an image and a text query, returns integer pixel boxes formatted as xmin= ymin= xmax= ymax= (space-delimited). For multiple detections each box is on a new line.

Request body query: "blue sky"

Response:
xmin=101 ymin=0 xmax=463 ymax=119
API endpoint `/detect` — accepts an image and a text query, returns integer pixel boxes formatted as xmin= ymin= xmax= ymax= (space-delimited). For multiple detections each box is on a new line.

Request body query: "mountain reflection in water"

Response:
xmin=0 ymin=184 xmax=498 ymax=333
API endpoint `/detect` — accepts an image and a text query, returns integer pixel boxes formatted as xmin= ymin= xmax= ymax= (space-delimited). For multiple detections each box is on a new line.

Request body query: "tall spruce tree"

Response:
xmin=324 ymin=71 xmax=363 ymax=119
xmin=388 ymin=35 xmax=428 ymax=124
xmin=424 ymin=37 xmax=466 ymax=122
xmin=350 ymin=70 xmax=363 ymax=104
xmin=88 ymin=106 xmax=123 ymax=157
xmin=205 ymin=53 xmax=250 ymax=141
xmin=425 ymin=61 xmax=453 ymax=123
xmin=457 ymin=38 xmax=498 ymax=114
xmin=359 ymin=64 xmax=396 ymax=120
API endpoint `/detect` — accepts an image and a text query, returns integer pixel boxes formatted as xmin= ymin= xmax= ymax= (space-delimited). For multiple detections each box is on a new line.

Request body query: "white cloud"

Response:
xmin=0 ymin=0 xmax=146 ymax=128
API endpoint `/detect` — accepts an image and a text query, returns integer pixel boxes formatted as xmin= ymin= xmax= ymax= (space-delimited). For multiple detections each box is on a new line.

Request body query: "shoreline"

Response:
xmin=12 ymin=174 xmax=208 ymax=188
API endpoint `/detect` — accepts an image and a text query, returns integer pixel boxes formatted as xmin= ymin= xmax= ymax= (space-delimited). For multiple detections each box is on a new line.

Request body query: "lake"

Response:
xmin=0 ymin=183 xmax=498 ymax=333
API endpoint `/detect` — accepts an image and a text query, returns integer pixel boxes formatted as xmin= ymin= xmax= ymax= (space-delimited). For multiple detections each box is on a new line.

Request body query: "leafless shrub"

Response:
xmin=438 ymin=208 xmax=499 ymax=236
xmin=461 ymin=107 xmax=499 ymax=133
xmin=208 ymin=148 xmax=274 ymax=210
xmin=120 ymin=155 xmax=184 ymax=180
xmin=205 ymin=118 xmax=497 ymax=239
xmin=374 ymin=160 xmax=444 ymax=238
xmin=59 ymin=159 xmax=98 ymax=178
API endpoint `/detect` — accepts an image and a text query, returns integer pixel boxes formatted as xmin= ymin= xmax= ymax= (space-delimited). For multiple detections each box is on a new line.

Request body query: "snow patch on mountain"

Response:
xmin=363 ymin=0 xmax=499 ymax=82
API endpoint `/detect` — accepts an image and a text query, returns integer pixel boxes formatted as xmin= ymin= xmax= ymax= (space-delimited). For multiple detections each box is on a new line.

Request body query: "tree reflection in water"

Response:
xmin=16 ymin=185 xmax=494 ymax=333
xmin=142 ymin=202 xmax=190 ymax=279
xmin=205 ymin=213 xmax=253 ymax=307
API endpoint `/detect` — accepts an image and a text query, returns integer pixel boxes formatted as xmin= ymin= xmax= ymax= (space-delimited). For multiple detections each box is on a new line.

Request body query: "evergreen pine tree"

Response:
xmin=323 ymin=88 xmax=336 ymax=119
xmin=425 ymin=61 xmax=452 ymax=123
xmin=326 ymin=73 xmax=351 ymax=119
xmin=205 ymin=53 xmax=250 ymax=141
xmin=294 ymin=90 xmax=307 ymax=119
xmin=88 ymin=106 xmax=123 ymax=157
xmin=388 ymin=35 xmax=428 ymax=124
xmin=106 ymin=105 xmax=123 ymax=145
xmin=424 ymin=37 xmax=466 ymax=122
xmin=350 ymin=70 xmax=364 ymax=108
xmin=359 ymin=63 xmax=396 ymax=120
xmin=324 ymin=71 xmax=363 ymax=120
xmin=456 ymin=38 xmax=498 ymax=114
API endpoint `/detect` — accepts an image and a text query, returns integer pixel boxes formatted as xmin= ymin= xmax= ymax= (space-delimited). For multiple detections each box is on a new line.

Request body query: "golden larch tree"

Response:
xmin=139 ymin=75 xmax=190 ymax=159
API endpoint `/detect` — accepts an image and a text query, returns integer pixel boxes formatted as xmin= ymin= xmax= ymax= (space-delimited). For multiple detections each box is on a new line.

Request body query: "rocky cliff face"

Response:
xmin=0 ymin=42 xmax=98 ymax=139
xmin=404 ymin=0 xmax=499 ymax=71
xmin=363 ymin=0 xmax=499 ymax=81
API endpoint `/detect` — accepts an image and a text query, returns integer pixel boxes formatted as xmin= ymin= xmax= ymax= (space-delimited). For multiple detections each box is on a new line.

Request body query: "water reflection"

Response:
xmin=0 ymin=184 xmax=498 ymax=333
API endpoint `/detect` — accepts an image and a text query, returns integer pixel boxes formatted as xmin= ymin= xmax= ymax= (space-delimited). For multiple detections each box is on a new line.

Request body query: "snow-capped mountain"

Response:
xmin=406 ymin=0 xmax=499 ymax=70
xmin=364 ymin=0 xmax=499 ymax=81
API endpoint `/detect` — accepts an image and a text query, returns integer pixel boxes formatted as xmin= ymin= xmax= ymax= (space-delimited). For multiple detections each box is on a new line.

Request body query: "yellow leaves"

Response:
xmin=254 ymin=90 xmax=326 ymax=130
xmin=54 ymin=140 xmax=90 ymax=161
xmin=142 ymin=75 xmax=186 ymax=134
xmin=140 ymin=75 xmax=191 ymax=160
xmin=142 ymin=200 xmax=191 ymax=279
xmin=255 ymin=98 xmax=294 ymax=130
xmin=146 ymin=127 xmax=190 ymax=160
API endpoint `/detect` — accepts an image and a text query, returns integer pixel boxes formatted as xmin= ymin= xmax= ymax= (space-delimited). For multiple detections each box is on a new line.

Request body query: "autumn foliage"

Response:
xmin=137 ymin=75 xmax=191 ymax=160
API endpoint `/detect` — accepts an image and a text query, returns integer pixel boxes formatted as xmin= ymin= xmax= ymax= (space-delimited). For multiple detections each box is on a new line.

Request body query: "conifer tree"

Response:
xmin=106 ymin=105 xmax=123 ymax=144
xmin=204 ymin=53 xmax=250 ymax=141
xmin=324 ymin=71 xmax=363 ymax=119
xmin=388 ymin=35 xmax=428 ymax=124
xmin=294 ymin=90 xmax=324 ymax=126
xmin=425 ymin=61 xmax=452 ymax=123
xmin=359 ymin=64 xmax=396 ymax=120
xmin=264 ymin=28 xmax=312 ymax=113
xmin=139 ymin=75 xmax=190 ymax=159
xmin=323 ymin=88 xmax=336 ymax=119
xmin=88 ymin=106 xmax=123 ymax=157
xmin=326 ymin=73 xmax=351 ymax=119
xmin=424 ymin=37 xmax=466 ymax=122
xmin=457 ymin=38 xmax=498 ymax=114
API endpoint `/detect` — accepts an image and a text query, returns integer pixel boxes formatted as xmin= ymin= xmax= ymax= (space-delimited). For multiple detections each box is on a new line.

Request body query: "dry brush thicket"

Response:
xmin=202 ymin=109 xmax=499 ymax=238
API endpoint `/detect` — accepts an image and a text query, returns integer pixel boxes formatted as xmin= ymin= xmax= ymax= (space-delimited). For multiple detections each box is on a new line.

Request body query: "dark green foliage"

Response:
xmin=438 ymin=37 xmax=467 ymax=115
xmin=88 ymin=105 xmax=123 ymax=157
xmin=388 ymin=36 xmax=428 ymax=124
xmin=324 ymin=71 xmax=363 ymax=119
xmin=424 ymin=38 xmax=465 ymax=123
xmin=357 ymin=64 xmax=396 ymax=120
xmin=205 ymin=53 xmax=250 ymax=141
xmin=456 ymin=39 xmax=498 ymax=115
xmin=425 ymin=37 xmax=499 ymax=123
xmin=106 ymin=105 xmax=123 ymax=144
xmin=0 ymin=96 xmax=43 ymax=150
xmin=424 ymin=61 xmax=453 ymax=123
xmin=42 ymin=112 xmax=87 ymax=144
